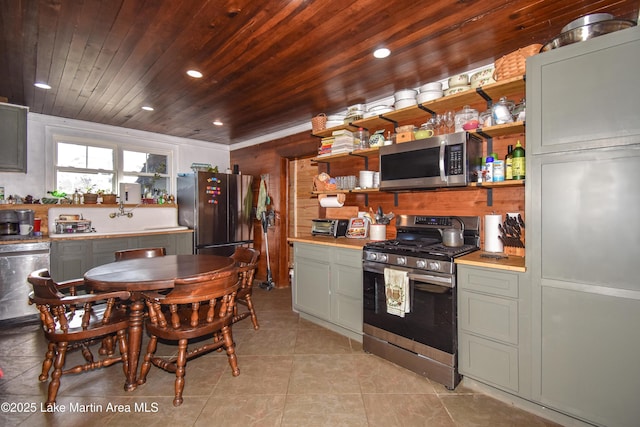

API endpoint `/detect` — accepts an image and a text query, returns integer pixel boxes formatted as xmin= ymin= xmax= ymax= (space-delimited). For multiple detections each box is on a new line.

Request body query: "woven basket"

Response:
xmin=311 ymin=113 xmax=327 ymax=134
xmin=494 ymin=44 xmax=543 ymax=80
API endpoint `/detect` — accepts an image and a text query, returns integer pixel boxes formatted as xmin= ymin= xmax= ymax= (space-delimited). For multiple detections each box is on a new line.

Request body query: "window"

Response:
xmin=55 ymin=142 xmax=115 ymax=194
xmin=122 ymin=150 xmax=169 ymax=197
xmin=55 ymin=138 xmax=171 ymax=199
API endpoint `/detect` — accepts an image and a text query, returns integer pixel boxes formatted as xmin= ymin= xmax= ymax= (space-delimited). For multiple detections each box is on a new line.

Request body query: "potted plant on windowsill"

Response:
xmin=82 ymin=184 xmax=99 ymax=204
xmin=98 ymin=189 xmax=117 ymax=205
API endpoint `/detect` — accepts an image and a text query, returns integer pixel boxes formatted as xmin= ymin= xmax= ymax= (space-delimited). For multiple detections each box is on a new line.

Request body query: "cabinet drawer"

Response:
xmin=459 ymin=332 xmax=519 ymax=392
xmin=332 ymin=247 xmax=362 ymax=267
xmin=459 ymin=290 xmax=518 ymax=345
xmin=295 ymin=242 xmax=330 ymax=261
xmin=458 ymin=266 xmax=518 ymax=298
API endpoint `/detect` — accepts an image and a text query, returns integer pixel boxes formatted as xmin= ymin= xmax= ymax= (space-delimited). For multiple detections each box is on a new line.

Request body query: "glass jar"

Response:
xmin=492 ymin=97 xmax=515 ymax=124
xmin=454 ymin=105 xmax=479 ymax=132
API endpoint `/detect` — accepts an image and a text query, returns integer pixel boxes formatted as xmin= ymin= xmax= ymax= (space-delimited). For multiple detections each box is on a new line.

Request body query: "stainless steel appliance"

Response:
xmin=362 ymin=214 xmax=480 ymax=389
xmin=0 ymin=241 xmax=50 ymax=322
xmin=379 ymin=132 xmax=482 ymax=190
xmin=177 ymin=172 xmax=254 ymax=256
xmin=311 ymin=218 xmax=349 ymax=237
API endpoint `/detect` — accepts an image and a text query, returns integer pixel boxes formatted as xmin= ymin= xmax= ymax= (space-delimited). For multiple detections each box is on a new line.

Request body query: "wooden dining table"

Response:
xmin=84 ymin=254 xmax=236 ymax=391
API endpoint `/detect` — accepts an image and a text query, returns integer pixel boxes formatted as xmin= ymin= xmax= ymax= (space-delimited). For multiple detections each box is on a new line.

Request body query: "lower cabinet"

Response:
xmin=51 ymin=232 xmax=193 ymax=282
xmin=293 ymin=242 xmax=362 ymax=341
xmin=457 ymin=265 xmax=526 ymax=395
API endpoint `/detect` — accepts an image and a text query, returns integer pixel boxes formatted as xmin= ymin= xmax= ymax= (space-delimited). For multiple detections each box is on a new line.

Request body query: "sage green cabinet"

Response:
xmin=457 ymin=265 xmax=527 ymax=395
xmin=0 ymin=103 xmax=28 ymax=172
xmin=293 ymin=242 xmax=362 ymax=341
xmin=50 ymin=232 xmax=193 ymax=282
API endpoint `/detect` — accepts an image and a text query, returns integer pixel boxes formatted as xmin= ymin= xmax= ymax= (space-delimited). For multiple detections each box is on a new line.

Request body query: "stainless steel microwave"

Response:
xmin=379 ymin=132 xmax=482 ymax=190
xmin=311 ymin=218 xmax=349 ymax=237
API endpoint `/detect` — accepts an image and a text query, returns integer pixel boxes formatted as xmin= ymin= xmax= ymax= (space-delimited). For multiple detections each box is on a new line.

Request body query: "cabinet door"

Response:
xmin=458 ymin=332 xmax=519 ymax=392
xmin=527 ymin=26 xmax=640 ymax=155
xmin=50 ymin=240 xmax=90 ymax=282
xmin=174 ymin=232 xmax=193 ymax=254
xmin=0 ymin=103 xmax=27 ymax=172
xmin=91 ymin=237 xmax=137 ymax=267
xmin=459 ymin=290 xmax=518 ymax=345
xmin=293 ymin=244 xmax=331 ymax=320
xmin=330 ymin=248 xmax=363 ymax=333
xmin=138 ymin=233 xmax=176 ymax=254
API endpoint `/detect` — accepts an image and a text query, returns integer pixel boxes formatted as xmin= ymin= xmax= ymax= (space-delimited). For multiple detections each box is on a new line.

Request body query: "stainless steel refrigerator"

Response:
xmin=177 ymin=172 xmax=254 ymax=256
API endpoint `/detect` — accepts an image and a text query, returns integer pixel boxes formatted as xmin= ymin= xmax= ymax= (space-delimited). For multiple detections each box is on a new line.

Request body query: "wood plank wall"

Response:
xmin=231 ymin=130 xmax=526 ymax=288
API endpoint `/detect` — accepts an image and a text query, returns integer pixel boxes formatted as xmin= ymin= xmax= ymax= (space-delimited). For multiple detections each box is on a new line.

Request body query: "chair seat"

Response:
xmin=144 ymin=304 xmax=232 ymax=341
xmin=44 ymin=305 xmax=129 ymax=342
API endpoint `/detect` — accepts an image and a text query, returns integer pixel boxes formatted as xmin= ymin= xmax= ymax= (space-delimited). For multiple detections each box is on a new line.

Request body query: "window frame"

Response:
xmin=52 ymin=134 xmax=173 ymax=196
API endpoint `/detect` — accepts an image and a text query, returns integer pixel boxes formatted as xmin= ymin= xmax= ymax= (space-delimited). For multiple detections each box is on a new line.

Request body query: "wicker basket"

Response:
xmin=311 ymin=113 xmax=327 ymax=134
xmin=494 ymin=44 xmax=543 ymax=81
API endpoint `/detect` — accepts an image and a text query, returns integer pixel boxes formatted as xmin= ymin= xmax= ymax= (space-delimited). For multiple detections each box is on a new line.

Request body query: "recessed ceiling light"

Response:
xmin=34 ymin=82 xmax=52 ymax=89
xmin=212 ymin=120 xmax=223 ymax=126
xmin=141 ymin=106 xmax=154 ymax=111
xmin=187 ymin=70 xmax=203 ymax=78
xmin=373 ymin=48 xmax=391 ymax=59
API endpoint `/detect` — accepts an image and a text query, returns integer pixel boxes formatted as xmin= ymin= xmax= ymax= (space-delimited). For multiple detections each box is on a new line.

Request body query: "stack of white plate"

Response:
xmin=394 ymin=89 xmax=417 ymax=109
xmin=364 ymin=105 xmax=394 ymax=118
xmin=326 ymin=114 xmax=346 ymax=128
xmin=445 ymin=73 xmax=471 ymax=96
xmin=417 ymin=82 xmax=443 ymax=103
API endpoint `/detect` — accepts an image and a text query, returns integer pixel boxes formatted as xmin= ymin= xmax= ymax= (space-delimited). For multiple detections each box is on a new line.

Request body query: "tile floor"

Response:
xmin=0 ymin=286 xmax=562 ymax=426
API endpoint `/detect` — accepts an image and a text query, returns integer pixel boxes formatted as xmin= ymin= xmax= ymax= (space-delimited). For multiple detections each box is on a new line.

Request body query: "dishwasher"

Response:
xmin=0 ymin=241 xmax=50 ymax=322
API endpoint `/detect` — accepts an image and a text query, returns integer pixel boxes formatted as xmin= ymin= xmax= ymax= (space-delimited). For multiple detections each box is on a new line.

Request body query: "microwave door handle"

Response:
xmin=439 ymin=141 xmax=447 ymax=182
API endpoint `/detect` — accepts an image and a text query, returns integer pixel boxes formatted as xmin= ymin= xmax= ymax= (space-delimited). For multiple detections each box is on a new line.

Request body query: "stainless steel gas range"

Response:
xmin=362 ymin=214 xmax=480 ymax=389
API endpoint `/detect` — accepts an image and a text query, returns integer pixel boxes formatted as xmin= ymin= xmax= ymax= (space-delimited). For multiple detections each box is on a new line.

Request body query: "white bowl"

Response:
xmin=448 ymin=73 xmax=469 ymax=88
xmin=444 ymin=85 xmax=471 ymax=96
xmin=420 ymin=81 xmax=442 ymax=92
xmin=394 ymin=99 xmax=417 ymax=109
xmin=470 ymin=77 xmax=496 ymax=89
xmin=417 ymin=91 xmax=443 ymax=103
xmin=394 ymin=89 xmax=418 ymax=101
xmin=470 ymin=67 xmax=495 ymax=83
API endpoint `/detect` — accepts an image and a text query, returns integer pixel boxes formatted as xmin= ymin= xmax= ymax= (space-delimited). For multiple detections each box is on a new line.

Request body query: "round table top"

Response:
xmin=84 ymin=254 xmax=235 ymax=292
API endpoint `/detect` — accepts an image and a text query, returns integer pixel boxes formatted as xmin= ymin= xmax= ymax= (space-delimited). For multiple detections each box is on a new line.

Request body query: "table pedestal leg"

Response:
xmin=125 ymin=298 xmax=145 ymax=391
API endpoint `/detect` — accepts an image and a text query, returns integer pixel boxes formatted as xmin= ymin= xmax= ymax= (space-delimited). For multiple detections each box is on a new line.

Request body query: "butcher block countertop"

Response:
xmin=456 ymin=251 xmax=526 ymax=272
xmin=288 ymin=234 xmax=369 ymax=250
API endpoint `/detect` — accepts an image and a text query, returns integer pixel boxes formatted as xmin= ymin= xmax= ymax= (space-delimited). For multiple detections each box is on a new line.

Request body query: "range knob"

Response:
xmin=416 ymin=259 xmax=426 ymax=269
xmin=367 ymin=252 xmax=378 ymax=261
xmin=428 ymin=261 xmax=441 ymax=271
xmin=396 ymin=256 xmax=407 ymax=266
xmin=378 ymin=254 xmax=388 ymax=262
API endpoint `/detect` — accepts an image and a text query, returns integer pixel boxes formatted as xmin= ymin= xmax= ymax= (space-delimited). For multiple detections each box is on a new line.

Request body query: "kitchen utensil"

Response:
xmin=540 ymin=19 xmax=635 ymax=52
xmin=561 ymin=13 xmax=614 ymax=33
xmin=443 ymin=216 xmax=465 ymax=247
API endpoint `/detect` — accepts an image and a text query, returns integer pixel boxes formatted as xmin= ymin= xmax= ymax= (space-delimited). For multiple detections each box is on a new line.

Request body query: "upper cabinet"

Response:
xmin=0 ymin=103 xmax=28 ymax=172
xmin=527 ymin=26 xmax=640 ymax=155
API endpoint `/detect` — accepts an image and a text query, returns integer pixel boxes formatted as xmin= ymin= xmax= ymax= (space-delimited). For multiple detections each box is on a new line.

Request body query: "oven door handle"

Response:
xmin=408 ymin=272 xmax=454 ymax=288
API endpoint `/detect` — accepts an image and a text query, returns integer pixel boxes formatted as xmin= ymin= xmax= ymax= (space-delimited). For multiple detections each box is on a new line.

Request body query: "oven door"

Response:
xmin=362 ymin=261 xmax=456 ymax=354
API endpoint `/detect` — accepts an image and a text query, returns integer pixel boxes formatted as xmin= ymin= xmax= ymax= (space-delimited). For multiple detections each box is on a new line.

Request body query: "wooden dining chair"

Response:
xmin=114 ymin=247 xmax=166 ymax=261
xmin=27 ymin=268 xmax=131 ymax=406
xmin=138 ymin=266 xmax=241 ymax=406
xmin=230 ymin=246 xmax=261 ymax=329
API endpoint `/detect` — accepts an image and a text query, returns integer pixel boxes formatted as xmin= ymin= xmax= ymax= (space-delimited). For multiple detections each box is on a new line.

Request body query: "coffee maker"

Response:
xmin=0 ymin=210 xmax=20 ymax=236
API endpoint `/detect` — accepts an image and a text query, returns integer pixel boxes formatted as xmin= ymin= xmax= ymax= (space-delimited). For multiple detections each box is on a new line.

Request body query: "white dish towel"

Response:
xmin=384 ymin=268 xmax=410 ymax=317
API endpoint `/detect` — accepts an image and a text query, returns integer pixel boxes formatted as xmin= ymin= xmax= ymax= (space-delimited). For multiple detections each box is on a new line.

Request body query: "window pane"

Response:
xmin=123 ymin=151 xmax=167 ymax=174
xmin=56 ymin=172 xmax=114 ymax=195
xmin=123 ymin=151 xmax=149 ymax=172
xmin=124 ymin=175 xmax=168 ymax=197
xmin=87 ymin=146 xmax=113 ymax=169
xmin=57 ymin=143 xmax=87 ymax=168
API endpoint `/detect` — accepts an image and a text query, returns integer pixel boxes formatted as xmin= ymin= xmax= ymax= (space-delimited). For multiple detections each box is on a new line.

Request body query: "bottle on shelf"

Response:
xmin=484 ymin=154 xmax=495 ymax=183
xmin=505 ymin=145 xmax=514 ymax=180
xmin=512 ymin=140 xmax=525 ymax=180
xmin=355 ymin=127 xmax=369 ymax=150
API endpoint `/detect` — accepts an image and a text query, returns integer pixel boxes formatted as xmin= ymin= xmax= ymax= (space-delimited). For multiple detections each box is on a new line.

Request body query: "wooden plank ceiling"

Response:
xmin=1 ymin=0 xmax=637 ymax=145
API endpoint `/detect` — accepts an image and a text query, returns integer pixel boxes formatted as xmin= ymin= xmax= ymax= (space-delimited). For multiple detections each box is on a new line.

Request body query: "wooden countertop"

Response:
xmin=288 ymin=234 xmax=369 ymax=250
xmin=0 ymin=228 xmax=193 ymax=244
xmin=455 ymin=251 xmax=526 ymax=272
